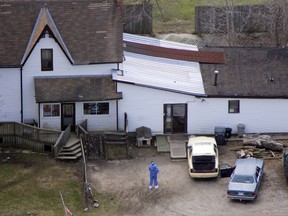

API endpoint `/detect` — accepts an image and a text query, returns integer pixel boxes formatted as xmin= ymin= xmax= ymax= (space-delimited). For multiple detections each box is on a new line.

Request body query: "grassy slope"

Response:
xmin=124 ymin=0 xmax=269 ymax=34
xmin=0 ymin=153 xmax=119 ymax=216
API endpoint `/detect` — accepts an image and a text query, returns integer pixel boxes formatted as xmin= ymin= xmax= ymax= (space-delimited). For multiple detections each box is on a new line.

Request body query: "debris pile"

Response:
xmin=232 ymin=134 xmax=287 ymax=160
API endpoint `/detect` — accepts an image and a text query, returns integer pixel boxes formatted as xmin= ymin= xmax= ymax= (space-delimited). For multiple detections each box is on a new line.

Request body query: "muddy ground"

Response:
xmin=87 ymin=139 xmax=288 ymax=216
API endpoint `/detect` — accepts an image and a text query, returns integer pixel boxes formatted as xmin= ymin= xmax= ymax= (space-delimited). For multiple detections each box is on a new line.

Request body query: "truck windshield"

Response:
xmin=192 ymin=156 xmax=215 ymax=171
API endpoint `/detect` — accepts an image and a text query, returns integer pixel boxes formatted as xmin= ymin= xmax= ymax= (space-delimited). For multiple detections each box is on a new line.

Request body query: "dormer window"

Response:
xmin=41 ymin=49 xmax=53 ymax=71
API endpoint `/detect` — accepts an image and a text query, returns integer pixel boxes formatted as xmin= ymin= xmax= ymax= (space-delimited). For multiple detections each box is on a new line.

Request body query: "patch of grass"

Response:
xmin=124 ymin=0 xmax=270 ymax=34
xmin=0 ymin=153 xmax=120 ymax=216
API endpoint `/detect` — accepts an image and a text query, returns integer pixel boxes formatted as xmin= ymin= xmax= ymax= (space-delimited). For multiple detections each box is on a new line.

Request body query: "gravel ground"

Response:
xmin=88 ymin=139 xmax=288 ymax=216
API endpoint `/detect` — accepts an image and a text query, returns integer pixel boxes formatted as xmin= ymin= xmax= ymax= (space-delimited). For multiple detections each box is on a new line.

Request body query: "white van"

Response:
xmin=187 ymin=136 xmax=219 ymax=178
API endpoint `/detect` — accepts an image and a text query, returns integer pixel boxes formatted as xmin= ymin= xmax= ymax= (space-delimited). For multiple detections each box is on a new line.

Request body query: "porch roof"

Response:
xmin=34 ymin=75 xmax=122 ymax=103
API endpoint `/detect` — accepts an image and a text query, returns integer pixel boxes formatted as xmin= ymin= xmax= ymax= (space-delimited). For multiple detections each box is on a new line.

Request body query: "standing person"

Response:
xmin=149 ymin=161 xmax=159 ymax=189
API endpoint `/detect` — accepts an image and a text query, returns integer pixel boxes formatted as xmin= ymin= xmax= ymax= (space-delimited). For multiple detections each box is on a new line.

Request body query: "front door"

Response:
xmin=61 ymin=103 xmax=75 ymax=131
xmin=164 ymin=104 xmax=187 ymax=134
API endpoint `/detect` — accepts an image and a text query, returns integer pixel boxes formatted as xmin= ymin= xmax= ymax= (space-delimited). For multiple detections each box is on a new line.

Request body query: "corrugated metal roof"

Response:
xmin=114 ymin=51 xmax=205 ymax=96
xmin=123 ymin=33 xmax=199 ymax=51
xmin=162 ymin=33 xmax=208 ymax=47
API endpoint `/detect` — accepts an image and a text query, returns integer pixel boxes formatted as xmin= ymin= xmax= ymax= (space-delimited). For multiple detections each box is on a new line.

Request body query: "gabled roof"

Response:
xmin=0 ymin=0 xmax=123 ymax=67
xmin=200 ymin=47 xmax=288 ymax=98
xmin=21 ymin=7 xmax=74 ymax=65
xmin=34 ymin=75 xmax=122 ymax=103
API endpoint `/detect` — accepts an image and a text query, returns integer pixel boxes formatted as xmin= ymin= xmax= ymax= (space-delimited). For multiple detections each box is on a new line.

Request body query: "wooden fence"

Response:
xmin=0 ymin=122 xmax=69 ymax=157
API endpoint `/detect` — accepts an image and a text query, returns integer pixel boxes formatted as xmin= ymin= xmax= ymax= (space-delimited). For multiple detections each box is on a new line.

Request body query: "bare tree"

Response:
xmin=262 ymin=0 xmax=288 ymax=47
xmin=199 ymin=0 xmax=258 ymax=46
xmin=124 ymin=0 xmax=154 ymax=34
xmin=199 ymin=0 xmax=288 ymax=47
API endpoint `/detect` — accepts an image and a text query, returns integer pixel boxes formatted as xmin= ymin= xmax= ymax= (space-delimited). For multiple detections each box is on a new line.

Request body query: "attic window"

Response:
xmin=228 ymin=100 xmax=240 ymax=113
xmin=41 ymin=49 xmax=53 ymax=71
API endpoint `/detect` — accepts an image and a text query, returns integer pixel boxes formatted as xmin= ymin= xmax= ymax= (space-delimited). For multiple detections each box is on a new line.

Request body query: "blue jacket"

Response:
xmin=149 ymin=162 xmax=159 ymax=176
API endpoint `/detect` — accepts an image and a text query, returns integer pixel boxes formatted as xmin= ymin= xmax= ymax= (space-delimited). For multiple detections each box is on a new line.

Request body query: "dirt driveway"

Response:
xmin=87 ymin=140 xmax=288 ymax=216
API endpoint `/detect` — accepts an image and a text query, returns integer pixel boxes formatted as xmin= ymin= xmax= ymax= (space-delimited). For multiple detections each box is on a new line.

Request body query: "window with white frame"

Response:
xmin=83 ymin=102 xmax=109 ymax=115
xmin=43 ymin=104 xmax=60 ymax=117
xmin=228 ymin=100 xmax=240 ymax=113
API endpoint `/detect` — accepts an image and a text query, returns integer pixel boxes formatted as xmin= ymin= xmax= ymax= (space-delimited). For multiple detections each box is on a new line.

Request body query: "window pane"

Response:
xmin=43 ymin=104 xmax=60 ymax=117
xmin=97 ymin=102 xmax=109 ymax=115
xmin=228 ymin=100 xmax=240 ymax=113
xmin=83 ymin=103 xmax=97 ymax=115
xmin=52 ymin=104 xmax=60 ymax=116
xmin=41 ymin=49 xmax=53 ymax=71
xmin=43 ymin=104 xmax=51 ymax=117
xmin=173 ymin=104 xmax=185 ymax=117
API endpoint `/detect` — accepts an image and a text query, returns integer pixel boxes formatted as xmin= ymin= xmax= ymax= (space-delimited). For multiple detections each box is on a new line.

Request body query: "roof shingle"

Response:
xmin=200 ymin=47 xmax=288 ymax=98
xmin=0 ymin=0 xmax=123 ymax=67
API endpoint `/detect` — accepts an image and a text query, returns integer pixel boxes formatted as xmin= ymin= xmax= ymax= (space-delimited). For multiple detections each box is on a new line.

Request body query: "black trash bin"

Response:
xmin=225 ymin=128 xmax=232 ymax=138
xmin=214 ymin=127 xmax=227 ymax=145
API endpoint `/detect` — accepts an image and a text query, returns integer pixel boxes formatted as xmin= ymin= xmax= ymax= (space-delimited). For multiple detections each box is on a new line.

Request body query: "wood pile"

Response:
xmin=231 ymin=134 xmax=287 ymax=160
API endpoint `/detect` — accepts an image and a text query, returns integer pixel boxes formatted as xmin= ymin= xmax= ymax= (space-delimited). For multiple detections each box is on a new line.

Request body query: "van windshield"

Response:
xmin=192 ymin=156 xmax=215 ymax=171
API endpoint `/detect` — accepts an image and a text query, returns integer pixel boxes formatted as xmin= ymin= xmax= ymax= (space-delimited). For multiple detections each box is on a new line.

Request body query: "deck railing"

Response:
xmin=0 ymin=122 xmax=65 ymax=157
xmin=53 ymin=124 xmax=71 ymax=158
xmin=76 ymin=119 xmax=88 ymax=138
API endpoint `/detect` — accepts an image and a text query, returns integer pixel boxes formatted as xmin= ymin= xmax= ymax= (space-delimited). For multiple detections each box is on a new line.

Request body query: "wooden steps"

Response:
xmin=57 ymin=136 xmax=82 ymax=160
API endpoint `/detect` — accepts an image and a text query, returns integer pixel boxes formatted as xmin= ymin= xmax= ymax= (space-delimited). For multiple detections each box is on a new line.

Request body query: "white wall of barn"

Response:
xmin=117 ymin=83 xmax=195 ymax=134
xmin=188 ymin=98 xmax=288 ymax=135
xmin=117 ymin=83 xmax=288 ymax=135
xmin=22 ymin=36 xmax=117 ymax=127
xmin=0 ymin=68 xmax=21 ymax=122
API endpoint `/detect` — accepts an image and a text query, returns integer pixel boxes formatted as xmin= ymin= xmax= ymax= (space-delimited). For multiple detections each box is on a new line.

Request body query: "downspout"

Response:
xmin=116 ymin=63 xmax=119 ymax=131
xmin=116 ymin=62 xmax=120 ymax=131
xmin=20 ymin=66 xmax=23 ymax=123
xmin=116 ymin=100 xmax=119 ymax=131
xmin=38 ymin=103 xmax=40 ymax=128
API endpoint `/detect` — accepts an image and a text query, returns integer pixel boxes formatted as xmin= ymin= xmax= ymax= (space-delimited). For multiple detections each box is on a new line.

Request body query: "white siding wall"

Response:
xmin=188 ymin=98 xmax=288 ymax=135
xmin=117 ymin=83 xmax=194 ymax=134
xmin=22 ymin=36 xmax=117 ymax=128
xmin=0 ymin=68 xmax=21 ymax=122
xmin=117 ymin=83 xmax=288 ymax=135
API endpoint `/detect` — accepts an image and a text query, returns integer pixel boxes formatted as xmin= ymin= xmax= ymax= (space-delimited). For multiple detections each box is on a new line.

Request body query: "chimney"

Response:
xmin=214 ymin=70 xmax=219 ymax=86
